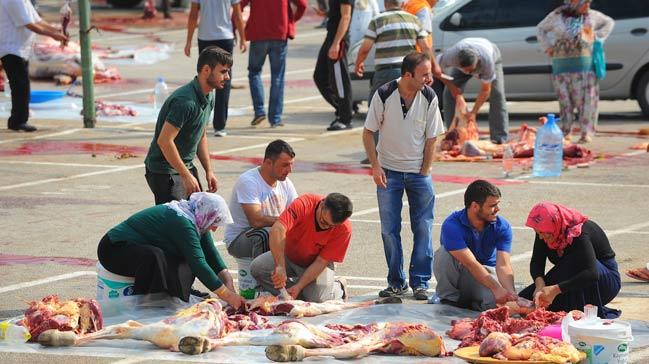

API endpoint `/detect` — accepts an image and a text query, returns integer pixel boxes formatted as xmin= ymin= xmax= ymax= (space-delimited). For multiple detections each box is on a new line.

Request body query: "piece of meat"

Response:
xmin=524 ymin=307 xmax=566 ymax=325
xmin=60 ymin=1 xmax=72 ymax=48
xmin=142 ymin=0 xmax=156 ymax=19
xmin=479 ymin=332 xmax=512 ymax=357
xmin=21 ymin=295 xmax=103 ymax=342
xmin=446 ymin=318 xmax=474 ymax=340
xmin=261 ymin=322 xmax=445 ymax=361
xmin=476 ymin=333 xmax=583 ymax=363
xmin=86 ymin=100 xmax=137 ymax=117
xmin=239 ymin=296 xmax=374 ymax=318
xmin=502 ymin=297 xmax=536 ymax=316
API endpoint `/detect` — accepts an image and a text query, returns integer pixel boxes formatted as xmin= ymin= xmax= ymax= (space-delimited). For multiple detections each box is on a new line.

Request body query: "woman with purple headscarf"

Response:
xmin=97 ymin=192 xmax=246 ymax=309
xmin=537 ymin=0 xmax=614 ymax=143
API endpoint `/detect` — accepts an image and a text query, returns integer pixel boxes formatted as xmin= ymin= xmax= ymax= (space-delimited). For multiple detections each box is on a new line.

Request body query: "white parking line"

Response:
xmin=0 ymin=271 xmax=96 ymax=294
xmin=0 ymin=129 xmax=81 ymax=145
xmin=352 ymin=188 xmax=466 ymax=217
xmin=0 ymin=160 xmax=118 ymax=168
xmin=528 ymin=180 xmax=649 ymax=189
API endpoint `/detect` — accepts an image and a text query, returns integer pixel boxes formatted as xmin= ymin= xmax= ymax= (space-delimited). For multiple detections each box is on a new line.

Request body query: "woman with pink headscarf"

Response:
xmin=97 ymin=192 xmax=246 ymax=309
xmin=519 ymin=202 xmax=621 ymax=318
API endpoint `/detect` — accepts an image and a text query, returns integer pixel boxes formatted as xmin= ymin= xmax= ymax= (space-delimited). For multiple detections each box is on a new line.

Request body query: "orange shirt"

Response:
xmin=279 ymin=194 xmax=352 ymax=267
xmin=403 ymin=0 xmax=433 ymax=50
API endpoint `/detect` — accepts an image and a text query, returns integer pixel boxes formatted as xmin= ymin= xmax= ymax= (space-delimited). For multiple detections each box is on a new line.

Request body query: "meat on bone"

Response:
xmin=447 ymin=306 xmax=568 ymax=348
xmin=483 ymin=332 xmax=583 ymax=363
xmin=179 ymin=321 xmax=446 ymax=361
xmin=233 ymin=296 xmax=377 ymax=318
xmin=22 ymin=295 xmax=103 ymax=342
xmin=38 ymin=299 xmax=265 ymax=350
xmin=59 ymin=1 xmax=72 ymax=47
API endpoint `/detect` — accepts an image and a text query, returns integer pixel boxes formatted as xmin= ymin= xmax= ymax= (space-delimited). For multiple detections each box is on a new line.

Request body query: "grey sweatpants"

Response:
xmin=433 ymin=247 xmax=497 ymax=311
xmin=442 ymin=61 xmax=509 ymax=144
xmin=226 ymin=228 xmax=270 ymax=259
xmin=250 ymin=251 xmax=343 ymax=303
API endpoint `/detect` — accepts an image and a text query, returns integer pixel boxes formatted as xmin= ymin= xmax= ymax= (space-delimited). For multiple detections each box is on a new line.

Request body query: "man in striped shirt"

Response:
xmin=354 ymin=0 xmax=440 ymax=102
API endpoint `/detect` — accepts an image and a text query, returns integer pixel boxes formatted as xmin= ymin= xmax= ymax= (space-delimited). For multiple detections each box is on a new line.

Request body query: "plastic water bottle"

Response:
xmin=3 ymin=73 xmax=10 ymax=98
xmin=533 ymin=113 xmax=563 ymax=177
xmin=0 ymin=321 xmax=31 ymax=343
xmin=502 ymin=144 xmax=514 ymax=178
xmin=153 ymin=77 xmax=168 ymax=112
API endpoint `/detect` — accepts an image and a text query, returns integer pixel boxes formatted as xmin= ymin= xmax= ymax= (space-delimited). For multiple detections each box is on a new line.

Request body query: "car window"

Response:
xmin=441 ymin=0 xmax=562 ymax=31
xmin=494 ymin=0 xmax=562 ymax=28
xmin=591 ymin=0 xmax=649 ymax=20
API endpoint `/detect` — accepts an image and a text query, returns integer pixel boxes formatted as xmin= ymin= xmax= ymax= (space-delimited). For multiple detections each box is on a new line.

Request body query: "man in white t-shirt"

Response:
xmin=0 ymin=0 xmax=68 ymax=132
xmin=362 ymin=52 xmax=445 ymax=301
xmin=225 ymin=140 xmax=298 ymax=259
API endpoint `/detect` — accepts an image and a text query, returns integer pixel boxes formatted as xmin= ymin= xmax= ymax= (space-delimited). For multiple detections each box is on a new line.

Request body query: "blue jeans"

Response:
xmin=377 ymin=168 xmax=435 ymax=290
xmin=248 ymin=40 xmax=288 ymax=125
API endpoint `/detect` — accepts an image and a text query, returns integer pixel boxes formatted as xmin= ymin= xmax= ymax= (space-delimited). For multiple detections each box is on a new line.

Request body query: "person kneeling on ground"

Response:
xmin=520 ymin=202 xmax=621 ymax=318
xmin=225 ymin=140 xmax=298 ymax=261
xmin=97 ymin=192 xmax=246 ymax=309
xmin=433 ymin=180 xmax=517 ymax=311
xmin=250 ymin=193 xmax=353 ymax=302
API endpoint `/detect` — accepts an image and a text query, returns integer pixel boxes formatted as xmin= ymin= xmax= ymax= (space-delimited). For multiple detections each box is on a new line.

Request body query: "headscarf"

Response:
xmin=165 ymin=192 xmax=233 ymax=235
xmin=525 ymin=202 xmax=589 ymax=253
xmin=560 ymin=0 xmax=592 ymax=38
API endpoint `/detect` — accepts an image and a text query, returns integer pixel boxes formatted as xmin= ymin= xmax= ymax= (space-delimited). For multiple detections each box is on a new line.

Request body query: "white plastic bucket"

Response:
xmin=96 ymin=262 xmax=136 ymax=300
xmin=235 ymin=258 xmax=257 ymax=299
xmin=566 ymin=307 xmax=633 ymax=364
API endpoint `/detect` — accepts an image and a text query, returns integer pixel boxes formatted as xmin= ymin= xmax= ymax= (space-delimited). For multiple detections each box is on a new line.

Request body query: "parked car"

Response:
xmin=348 ymin=0 xmax=649 ymax=116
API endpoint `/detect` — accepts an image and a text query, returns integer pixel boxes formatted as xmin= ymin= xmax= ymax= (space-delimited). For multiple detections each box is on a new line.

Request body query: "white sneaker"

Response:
xmin=214 ymin=129 xmax=227 ymax=137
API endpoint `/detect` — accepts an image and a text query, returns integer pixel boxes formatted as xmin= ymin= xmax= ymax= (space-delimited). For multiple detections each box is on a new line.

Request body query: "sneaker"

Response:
xmin=335 ymin=277 xmax=348 ymax=301
xmin=190 ymin=288 xmax=211 ymax=299
xmin=214 ymin=129 xmax=227 ymax=137
xmin=360 ymin=158 xmax=370 ymax=165
xmin=413 ymin=288 xmax=429 ymax=301
xmin=326 ymin=121 xmax=352 ymax=131
xmin=270 ymin=122 xmax=285 ymax=128
xmin=250 ymin=115 xmax=266 ymax=126
xmin=378 ymin=285 xmax=409 ymax=298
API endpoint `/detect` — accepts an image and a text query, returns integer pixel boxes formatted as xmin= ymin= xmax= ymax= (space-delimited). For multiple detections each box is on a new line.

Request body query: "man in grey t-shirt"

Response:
xmin=438 ymin=37 xmax=509 ymax=144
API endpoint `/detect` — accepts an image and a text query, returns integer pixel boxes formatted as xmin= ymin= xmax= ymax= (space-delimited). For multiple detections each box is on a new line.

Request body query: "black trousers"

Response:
xmin=1 ymin=55 xmax=30 ymax=129
xmin=97 ymin=234 xmax=194 ymax=302
xmin=145 ymin=166 xmax=202 ymax=205
xmin=313 ymin=36 xmax=352 ymax=124
xmin=198 ymin=38 xmax=234 ymax=131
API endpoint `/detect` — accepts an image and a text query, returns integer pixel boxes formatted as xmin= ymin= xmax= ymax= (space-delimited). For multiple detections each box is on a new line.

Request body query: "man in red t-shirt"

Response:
xmin=250 ymin=193 xmax=353 ymax=302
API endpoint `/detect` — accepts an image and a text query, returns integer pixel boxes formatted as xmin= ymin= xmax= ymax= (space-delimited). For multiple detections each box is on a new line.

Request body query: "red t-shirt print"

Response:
xmin=279 ymin=194 xmax=352 ymax=267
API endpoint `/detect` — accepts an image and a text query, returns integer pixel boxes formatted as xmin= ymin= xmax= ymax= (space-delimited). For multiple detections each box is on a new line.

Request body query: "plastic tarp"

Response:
xmin=1 ymin=294 xmax=648 ymax=363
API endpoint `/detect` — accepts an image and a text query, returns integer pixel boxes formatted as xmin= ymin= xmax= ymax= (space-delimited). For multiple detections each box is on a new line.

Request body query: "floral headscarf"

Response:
xmin=525 ymin=202 xmax=589 ymax=253
xmin=165 ymin=192 xmax=233 ymax=235
xmin=561 ymin=0 xmax=592 ymax=37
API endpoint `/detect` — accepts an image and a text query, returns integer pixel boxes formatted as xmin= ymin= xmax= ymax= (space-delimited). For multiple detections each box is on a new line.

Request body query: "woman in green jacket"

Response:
xmin=97 ymin=192 xmax=246 ymax=309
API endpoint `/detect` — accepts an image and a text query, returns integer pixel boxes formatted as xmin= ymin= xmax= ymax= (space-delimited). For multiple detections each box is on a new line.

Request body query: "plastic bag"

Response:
xmin=593 ymin=38 xmax=606 ymax=80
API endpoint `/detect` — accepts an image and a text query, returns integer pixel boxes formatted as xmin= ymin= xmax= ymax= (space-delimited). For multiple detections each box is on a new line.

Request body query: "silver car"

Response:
xmin=349 ymin=0 xmax=649 ymax=116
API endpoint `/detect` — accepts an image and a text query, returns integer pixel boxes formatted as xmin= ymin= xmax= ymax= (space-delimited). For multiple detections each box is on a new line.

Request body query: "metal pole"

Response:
xmin=78 ymin=0 xmax=95 ymax=128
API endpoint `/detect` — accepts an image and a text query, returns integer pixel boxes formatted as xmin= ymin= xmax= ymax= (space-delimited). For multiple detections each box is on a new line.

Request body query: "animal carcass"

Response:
xmin=21 ymin=295 xmax=103 ymax=342
xmin=478 ymin=332 xmax=583 ymax=363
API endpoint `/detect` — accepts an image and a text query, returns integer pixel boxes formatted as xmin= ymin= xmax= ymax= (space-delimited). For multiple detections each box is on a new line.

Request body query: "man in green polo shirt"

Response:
xmin=145 ymin=46 xmax=232 ymax=205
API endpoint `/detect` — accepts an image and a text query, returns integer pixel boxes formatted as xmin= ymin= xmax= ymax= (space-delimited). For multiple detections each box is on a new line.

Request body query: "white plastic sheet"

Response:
xmin=1 ymin=294 xmax=648 ymax=363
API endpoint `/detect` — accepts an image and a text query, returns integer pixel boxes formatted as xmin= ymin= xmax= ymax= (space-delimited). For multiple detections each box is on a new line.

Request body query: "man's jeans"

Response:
xmin=248 ymin=40 xmax=288 ymax=125
xmin=377 ymin=168 xmax=435 ymax=290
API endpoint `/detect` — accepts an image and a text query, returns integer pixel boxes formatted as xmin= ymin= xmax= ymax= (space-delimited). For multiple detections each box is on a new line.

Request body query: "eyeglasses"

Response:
xmin=318 ymin=206 xmax=336 ymax=230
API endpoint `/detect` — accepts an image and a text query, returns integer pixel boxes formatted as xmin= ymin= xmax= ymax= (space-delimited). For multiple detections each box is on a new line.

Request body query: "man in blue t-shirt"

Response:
xmin=433 ymin=180 xmax=517 ymax=311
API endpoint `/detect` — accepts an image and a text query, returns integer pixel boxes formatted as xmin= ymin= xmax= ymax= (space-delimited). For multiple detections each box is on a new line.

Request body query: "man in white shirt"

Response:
xmin=0 ymin=0 xmax=67 ymax=132
xmin=362 ymin=52 xmax=445 ymax=301
xmin=225 ymin=140 xmax=298 ymax=260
